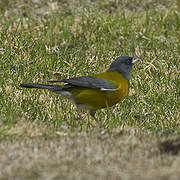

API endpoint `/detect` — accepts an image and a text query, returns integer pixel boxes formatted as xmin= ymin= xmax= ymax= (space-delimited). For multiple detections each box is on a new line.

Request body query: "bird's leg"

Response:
xmin=90 ymin=110 xmax=102 ymax=126
xmin=89 ymin=109 xmax=96 ymax=119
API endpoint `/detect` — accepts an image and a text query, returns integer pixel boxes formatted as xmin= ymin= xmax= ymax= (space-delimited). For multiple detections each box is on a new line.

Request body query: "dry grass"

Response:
xmin=1 ymin=128 xmax=180 ymax=180
xmin=0 ymin=0 xmax=180 ymax=179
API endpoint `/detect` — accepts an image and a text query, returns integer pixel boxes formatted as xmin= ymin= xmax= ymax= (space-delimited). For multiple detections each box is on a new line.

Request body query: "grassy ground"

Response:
xmin=0 ymin=0 xmax=180 ymax=179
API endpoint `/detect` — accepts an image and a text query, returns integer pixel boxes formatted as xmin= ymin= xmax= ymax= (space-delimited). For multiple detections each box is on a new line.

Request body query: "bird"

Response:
xmin=20 ymin=56 xmax=139 ymax=123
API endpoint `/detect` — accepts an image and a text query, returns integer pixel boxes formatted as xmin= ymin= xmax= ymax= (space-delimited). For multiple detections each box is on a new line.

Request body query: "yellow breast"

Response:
xmin=70 ymin=72 xmax=129 ymax=110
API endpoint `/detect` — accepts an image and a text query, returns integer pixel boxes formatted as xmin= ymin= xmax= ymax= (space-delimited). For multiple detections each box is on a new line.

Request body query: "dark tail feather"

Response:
xmin=20 ymin=83 xmax=63 ymax=91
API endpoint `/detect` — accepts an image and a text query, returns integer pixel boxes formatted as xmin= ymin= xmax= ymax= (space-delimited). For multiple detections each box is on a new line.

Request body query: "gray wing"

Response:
xmin=52 ymin=76 xmax=117 ymax=91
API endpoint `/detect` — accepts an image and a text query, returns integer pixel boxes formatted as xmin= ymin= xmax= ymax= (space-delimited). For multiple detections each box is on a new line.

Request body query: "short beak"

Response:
xmin=132 ymin=56 xmax=139 ymax=64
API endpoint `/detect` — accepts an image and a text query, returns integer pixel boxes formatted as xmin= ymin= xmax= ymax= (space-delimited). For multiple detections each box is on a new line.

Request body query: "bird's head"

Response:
xmin=107 ymin=56 xmax=139 ymax=80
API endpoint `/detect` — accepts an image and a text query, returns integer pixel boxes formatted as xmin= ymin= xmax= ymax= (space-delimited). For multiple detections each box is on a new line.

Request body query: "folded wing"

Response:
xmin=51 ymin=76 xmax=117 ymax=91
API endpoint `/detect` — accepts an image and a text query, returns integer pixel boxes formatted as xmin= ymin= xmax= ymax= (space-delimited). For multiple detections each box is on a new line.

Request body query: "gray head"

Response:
xmin=107 ymin=56 xmax=139 ymax=80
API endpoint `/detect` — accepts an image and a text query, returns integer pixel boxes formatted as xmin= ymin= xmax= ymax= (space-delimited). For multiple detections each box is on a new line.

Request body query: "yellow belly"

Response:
xmin=70 ymin=72 xmax=129 ymax=110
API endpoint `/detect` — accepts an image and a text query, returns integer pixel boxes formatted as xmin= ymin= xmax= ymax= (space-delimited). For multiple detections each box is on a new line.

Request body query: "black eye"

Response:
xmin=126 ymin=58 xmax=132 ymax=65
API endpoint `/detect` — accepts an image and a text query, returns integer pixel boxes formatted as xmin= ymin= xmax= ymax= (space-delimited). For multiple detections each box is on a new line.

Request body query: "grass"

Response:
xmin=0 ymin=0 xmax=180 ymax=179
